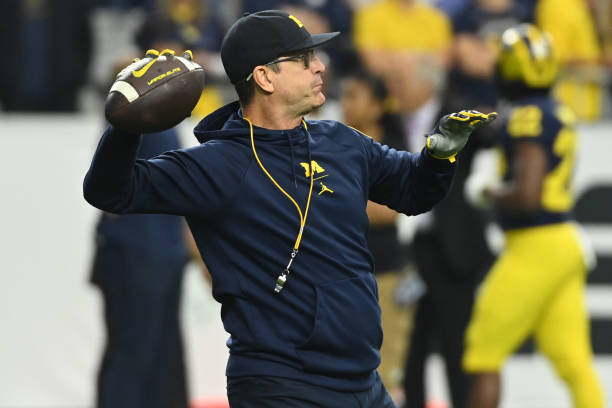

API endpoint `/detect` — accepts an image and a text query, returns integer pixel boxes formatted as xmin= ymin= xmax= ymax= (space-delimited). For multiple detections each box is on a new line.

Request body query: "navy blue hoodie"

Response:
xmin=84 ymin=101 xmax=455 ymax=391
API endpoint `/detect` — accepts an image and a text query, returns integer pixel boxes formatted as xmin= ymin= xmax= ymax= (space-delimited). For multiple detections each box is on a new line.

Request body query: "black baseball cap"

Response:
xmin=221 ymin=10 xmax=340 ymax=84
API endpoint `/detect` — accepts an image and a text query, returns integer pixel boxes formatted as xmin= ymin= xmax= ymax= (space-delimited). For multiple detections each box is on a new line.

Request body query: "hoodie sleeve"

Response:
xmin=83 ymin=125 xmax=246 ymax=217
xmin=360 ymin=132 xmax=456 ymax=216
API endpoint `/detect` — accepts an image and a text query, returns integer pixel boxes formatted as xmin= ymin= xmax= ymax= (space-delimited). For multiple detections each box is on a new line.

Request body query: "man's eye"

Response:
xmin=303 ymin=52 xmax=313 ymax=67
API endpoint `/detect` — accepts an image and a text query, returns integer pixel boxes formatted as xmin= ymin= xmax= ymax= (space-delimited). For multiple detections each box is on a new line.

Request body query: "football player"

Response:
xmin=463 ymin=23 xmax=605 ymax=408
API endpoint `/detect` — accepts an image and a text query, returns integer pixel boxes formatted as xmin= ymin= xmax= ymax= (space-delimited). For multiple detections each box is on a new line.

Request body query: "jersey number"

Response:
xmin=541 ymin=123 xmax=576 ymax=212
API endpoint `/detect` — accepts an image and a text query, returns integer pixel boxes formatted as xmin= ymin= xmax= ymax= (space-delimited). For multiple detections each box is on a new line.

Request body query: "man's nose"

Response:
xmin=311 ymin=54 xmax=325 ymax=73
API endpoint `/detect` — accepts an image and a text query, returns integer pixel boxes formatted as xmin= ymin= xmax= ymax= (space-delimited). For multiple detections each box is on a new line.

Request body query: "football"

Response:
xmin=105 ymin=49 xmax=206 ymax=133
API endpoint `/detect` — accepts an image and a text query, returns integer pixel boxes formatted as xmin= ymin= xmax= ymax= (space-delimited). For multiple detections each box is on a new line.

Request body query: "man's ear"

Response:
xmin=252 ymin=66 xmax=275 ymax=93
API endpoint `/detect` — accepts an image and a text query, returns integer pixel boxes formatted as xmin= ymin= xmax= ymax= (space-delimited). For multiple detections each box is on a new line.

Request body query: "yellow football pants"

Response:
xmin=463 ymin=223 xmax=605 ymax=407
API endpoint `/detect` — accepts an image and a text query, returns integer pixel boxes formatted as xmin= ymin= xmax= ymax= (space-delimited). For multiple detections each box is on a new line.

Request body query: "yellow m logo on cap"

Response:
xmin=288 ymin=15 xmax=304 ymax=28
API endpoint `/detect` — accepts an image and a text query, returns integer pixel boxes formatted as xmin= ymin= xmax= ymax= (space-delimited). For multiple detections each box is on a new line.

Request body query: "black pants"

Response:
xmin=402 ymin=284 xmax=475 ymax=408
xmin=93 ymin=243 xmax=188 ymax=408
xmin=402 ymin=234 xmax=479 ymax=408
xmin=228 ymin=373 xmax=396 ymax=408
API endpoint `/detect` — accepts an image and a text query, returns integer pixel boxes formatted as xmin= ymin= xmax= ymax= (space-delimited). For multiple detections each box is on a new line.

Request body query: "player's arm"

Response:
xmin=477 ymin=105 xmax=549 ymax=211
xmin=483 ymin=141 xmax=547 ymax=211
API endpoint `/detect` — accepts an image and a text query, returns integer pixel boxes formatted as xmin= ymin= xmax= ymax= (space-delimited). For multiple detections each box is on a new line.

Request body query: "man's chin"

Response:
xmin=314 ymin=91 xmax=326 ymax=108
xmin=300 ymin=94 xmax=326 ymax=116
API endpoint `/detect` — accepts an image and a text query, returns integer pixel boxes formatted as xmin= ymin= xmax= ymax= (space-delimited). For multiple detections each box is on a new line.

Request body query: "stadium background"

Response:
xmin=0 ymin=1 xmax=611 ymax=407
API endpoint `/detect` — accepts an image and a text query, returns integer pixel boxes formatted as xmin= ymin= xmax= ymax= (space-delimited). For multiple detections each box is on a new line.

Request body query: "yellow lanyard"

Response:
xmin=244 ymin=117 xmax=314 ymax=293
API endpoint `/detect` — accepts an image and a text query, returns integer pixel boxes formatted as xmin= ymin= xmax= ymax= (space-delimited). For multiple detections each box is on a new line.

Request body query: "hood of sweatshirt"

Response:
xmin=193 ymin=101 xmax=310 ymax=146
xmin=193 ymin=101 xmax=313 ymax=187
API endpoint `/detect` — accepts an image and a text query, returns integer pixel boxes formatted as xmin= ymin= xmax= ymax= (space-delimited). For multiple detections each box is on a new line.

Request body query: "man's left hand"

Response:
xmin=425 ymin=110 xmax=497 ymax=162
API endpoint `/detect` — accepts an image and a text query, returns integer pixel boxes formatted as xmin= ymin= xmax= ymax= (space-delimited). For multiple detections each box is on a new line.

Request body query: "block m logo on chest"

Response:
xmin=300 ymin=160 xmax=325 ymax=178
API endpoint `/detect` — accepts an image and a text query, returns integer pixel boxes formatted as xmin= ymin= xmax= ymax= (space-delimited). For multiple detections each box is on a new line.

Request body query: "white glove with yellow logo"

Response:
xmin=426 ymin=110 xmax=497 ymax=162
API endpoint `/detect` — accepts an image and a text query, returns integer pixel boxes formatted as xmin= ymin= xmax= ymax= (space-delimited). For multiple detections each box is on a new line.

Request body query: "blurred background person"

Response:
xmin=401 ymin=111 xmax=496 ymax=408
xmin=96 ymin=0 xmax=156 ymax=9
xmin=596 ymin=0 xmax=612 ymax=82
xmin=0 ymin=0 xmax=94 ymax=111
xmin=136 ymin=0 xmax=226 ymax=79
xmin=89 ymin=23 xmax=205 ymax=408
xmin=535 ymin=0 xmax=605 ymax=122
xmin=90 ymin=0 xmax=228 ymax=120
xmin=352 ymin=3 xmax=498 ymax=408
xmin=397 ymin=3 xmax=524 ymax=408
xmin=90 ymin=130 xmax=192 ymax=408
xmin=133 ymin=0 xmax=227 ymax=119
xmin=436 ymin=0 xmax=533 ymax=115
xmin=339 ymin=68 xmax=419 ymax=405
xmin=353 ymin=0 xmax=452 ymax=152
xmin=463 ymin=23 xmax=605 ymax=408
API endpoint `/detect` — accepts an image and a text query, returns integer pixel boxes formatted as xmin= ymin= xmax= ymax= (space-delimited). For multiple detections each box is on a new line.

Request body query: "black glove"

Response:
xmin=426 ymin=110 xmax=497 ymax=162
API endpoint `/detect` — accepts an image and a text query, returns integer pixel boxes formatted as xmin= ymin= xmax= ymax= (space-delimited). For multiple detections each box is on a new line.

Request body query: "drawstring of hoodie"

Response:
xmin=242 ymin=116 xmax=314 ymax=294
xmin=304 ymin=124 xmax=313 ymax=188
xmin=287 ymin=131 xmax=298 ymax=188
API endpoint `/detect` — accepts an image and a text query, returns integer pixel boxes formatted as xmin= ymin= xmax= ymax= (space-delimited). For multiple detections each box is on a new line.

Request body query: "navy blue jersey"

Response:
xmin=497 ymin=95 xmax=577 ymax=230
